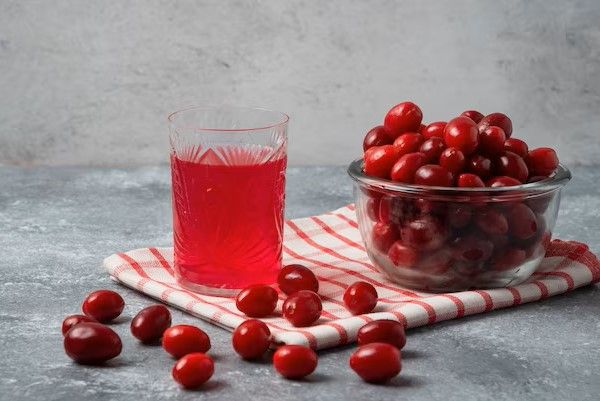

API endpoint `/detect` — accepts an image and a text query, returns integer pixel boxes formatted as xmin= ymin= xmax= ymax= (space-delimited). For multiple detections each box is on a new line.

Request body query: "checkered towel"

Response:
xmin=103 ymin=205 xmax=600 ymax=350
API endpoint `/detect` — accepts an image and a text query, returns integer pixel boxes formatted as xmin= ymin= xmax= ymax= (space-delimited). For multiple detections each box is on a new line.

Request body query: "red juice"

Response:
xmin=170 ymin=147 xmax=286 ymax=291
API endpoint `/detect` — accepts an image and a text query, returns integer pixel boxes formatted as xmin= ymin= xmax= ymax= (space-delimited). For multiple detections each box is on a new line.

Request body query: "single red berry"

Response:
xmin=232 ymin=319 xmax=271 ymax=360
xmin=422 ymin=121 xmax=447 ymax=139
xmin=419 ymin=137 xmax=446 ymax=163
xmin=400 ymin=216 xmax=448 ymax=251
xmin=507 ymin=203 xmax=538 ymax=240
xmin=277 ymin=264 xmax=319 ymax=295
xmin=504 ymin=138 xmax=529 ymax=159
xmin=487 ymin=176 xmax=522 ymax=187
xmin=393 ymin=133 xmax=424 ymax=156
xmin=162 ymin=325 xmax=211 ymax=359
xmin=478 ymin=112 xmax=513 ymax=138
xmin=81 ymin=290 xmax=124 ymax=323
xmin=63 ymin=322 xmax=122 ymax=364
xmin=496 ymin=151 xmax=529 ymax=182
xmin=282 ymin=290 xmax=322 ymax=327
xmin=349 ymin=343 xmax=402 ymax=383
xmin=452 ymin=236 xmax=494 ymax=263
xmin=357 ymin=320 xmax=406 ymax=349
xmin=383 ymin=102 xmax=423 ymax=139
xmin=447 ymin=204 xmax=473 ymax=227
xmin=414 ymin=164 xmax=453 ymax=187
xmin=235 ymin=285 xmax=278 ymax=318
xmin=439 ymin=147 xmax=466 ymax=174
xmin=130 ymin=304 xmax=172 ymax=344
xmin=467 ymin=154 xmax=493 ymax=178
xmin=390 ymin=152 xmax=426 ymax=183
xmin=366 ymin=196 xmax=381 ymax=221
xmin=343 ymin=282 xmax=378 ymax=315
xmin=62 ymin=314 xmax=96 ymax=336
xmin=457 ymin=173 xmax=485 ymax=188
xmin=527 ymin=147 xmax=559 ymax=176
xmin=172 ymin=353 xmax=214 ymax=389
xmin=363 ymin=126 xmax=393 ymax=151
xmin=475 ymin=208 xmax=509 ymax=235
xmin=478 ymin=126 xmax=506 ymax=156
xmin=460 ymin=110 xmax=484 ymax=123
xmin=273 ymin=345 xmax=318 ymax=380
xmin=491 ymin=247 xmax=527 ymax=271
xmin=444 ymin=116 xmax=479 ymax=155
xmin=371 ymin=222 xmax=398 ymax=252
xmin=363 ymin=145 xmax=399 ymax=179
xmin=387 ymin=241 xmax=418 ymax=267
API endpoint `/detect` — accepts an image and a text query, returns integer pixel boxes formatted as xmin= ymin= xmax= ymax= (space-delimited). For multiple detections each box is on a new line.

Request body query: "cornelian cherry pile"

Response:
xmin=63 ymin=264 xmax=405 ymax=388
xmin=362 ymin=101 xmax=559 ymax=187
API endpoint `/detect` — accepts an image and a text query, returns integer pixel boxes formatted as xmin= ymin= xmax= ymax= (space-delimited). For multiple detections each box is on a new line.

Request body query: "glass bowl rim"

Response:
xmin=347 ymin=157 xmax=571 ymax=197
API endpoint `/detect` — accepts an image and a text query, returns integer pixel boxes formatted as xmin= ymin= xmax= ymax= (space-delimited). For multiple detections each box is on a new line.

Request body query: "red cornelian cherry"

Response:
xmin=393 ymin=133 xmax=424 ymax=156
xmin=487 ymin=176 xmax=522 ymax=187
xmin=387 ymin=241 xmax=418 ymax=267
xmin=419 ymin=123 xmax=427 ymax=133
xmin=504 ymin=138 xmax=529 ymax=159
xmin=417 ymin=248 xmax=452 ymax=274
xmin=278 ymin=264 xmax=319 ymax=295
xmin=414 ymin=164 xmax=453 ymax=187
xmin=130 ymin=304 xmax=172 ymax=344
xmin=422 ymin=121 xmax=447 ymax=139
xmin=419 ymin=137 xmax=446 ymax=163
xmin=491 ymin=247 xmax=527 ymax=271
xmin=273 ymin=345 xmax=318 ymax=380
xmin=349 ymin=343 xmax=402 ymax=383
xmin=496 ymin=151 xmax=529 ymax=183
xmin=63 ymin=322 xmax=122 ymax=364
xmin=162 ymin=325 xmax=211 ymax=358
xmin=371 ymin=222 xmax=398 ymax=252
xmin=478 ymin=112 xmax=513 ymax=138
xmin=527 ymin=147 xmax=559 ymax=176
xmin=383 ymin=102 xmax=423 ymax=139
xmin=363 ymin=126 xmax=393 ymax=151
xmin=452 ymin=236 xmax=494 ymax=263
xmin=448 ymin=204 xmax=473 ymax=227
xmin=357 ymin=320 xmax=406 ymax=349
xmin=363 ymin=145 xmax=399 ymax=179
xmin=478 ymin=126 xmax=506 ymax=156
xmin=475 ymin=208 xmax=509 ymax=235
xmin=366 ymin=197 xmax=380 ymax=221
xmin=172 ymin=353 xmax=214 ymax=389
xmin=232 ymin=319 xmax=271 ymax=360
xmin=235 ymin=284 xmax=278 ymax=318
xmin=401 ymin=215 xmax=448 ymax=251
xmin=444 ymin=116 xmax=479 ymax=155
xmin=439 ymin=147 xmax=466 ymax=174
xmin=460 ymin=110 xmax=484 ymax=123
xmin=282 ymin=290 xmax=322 ymax=327
xmin=343 ymin=282 xmax=378 ymax=315
xmin=62 ymin=314 xmax=96 ymax=336
xmin=390 ymin=152 xmax=427 ymax=183
xmin=82 ymin=290 xmax=125 ymax=323
xmin=507 ymin=203 xmax=538 ymax=240
xmin=457 ymin=173 xmax=485 ymax=187
xmin=467 ymin=154 xmax=492 ymax=178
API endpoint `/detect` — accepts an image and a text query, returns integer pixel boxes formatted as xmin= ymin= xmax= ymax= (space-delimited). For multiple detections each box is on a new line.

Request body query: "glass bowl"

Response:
xmin=347 ymin=158 xmax=571 ymax=292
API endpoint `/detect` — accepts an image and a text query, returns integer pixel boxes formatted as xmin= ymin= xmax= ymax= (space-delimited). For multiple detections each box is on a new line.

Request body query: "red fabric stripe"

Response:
xmin=397 ymin=300 xmax=437 ymax=324
xmin=508 ymin=287 xmax=522 ymax=305
xmin=310 ymin=216 xmax=366 ymax=251
xmin=331 ymin=212 xmax=359 ymax=228
xmin=387 ymin=311 xmax=408 ymax=327
xmin=533 ymin=281 xmax=549 ymax=299
xmin=441 ymin=294 xmax=465 ymax=318
xmin=473 ymin=290 xmax=494 ymax=311
xmin=149 ymin=247 xmax=175 ymax=275
xmin=117 ymin=253 xmax=320 ymax=349
xmin=544 ymin=271 xmax=575 ymax=290
xmin=325 ymin=322 xmax=349 ymax=344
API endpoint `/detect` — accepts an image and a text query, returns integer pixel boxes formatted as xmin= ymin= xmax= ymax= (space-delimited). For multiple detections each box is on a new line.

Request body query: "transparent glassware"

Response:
xmin=168 ymin=106 xmax=288 ymax=296
xmin=348 ymin=158 xmax=571 ymax=292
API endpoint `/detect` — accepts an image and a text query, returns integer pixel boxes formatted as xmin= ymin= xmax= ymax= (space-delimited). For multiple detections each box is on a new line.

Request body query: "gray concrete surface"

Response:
xmin=1 ymin=0 xmax=600 ymax=166
xmin=0 ymin=165 xmax=599 ymax=401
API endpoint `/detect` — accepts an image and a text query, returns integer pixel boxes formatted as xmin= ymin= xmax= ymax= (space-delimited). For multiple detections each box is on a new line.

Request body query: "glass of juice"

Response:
xmin=168 ymin=106 xmax=288 ymax=296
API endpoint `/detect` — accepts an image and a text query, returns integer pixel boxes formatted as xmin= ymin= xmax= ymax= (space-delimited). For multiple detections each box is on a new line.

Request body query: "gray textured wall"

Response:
xmin=1 ymin=0 xmax=599 ymax=166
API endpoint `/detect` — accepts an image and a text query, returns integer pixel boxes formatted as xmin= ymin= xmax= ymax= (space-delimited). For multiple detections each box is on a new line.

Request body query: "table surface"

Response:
xmin=1 ymin=165 xmax=599 ymax=401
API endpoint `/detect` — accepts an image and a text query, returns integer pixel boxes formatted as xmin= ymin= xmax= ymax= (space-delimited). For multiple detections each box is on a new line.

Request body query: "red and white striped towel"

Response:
xmin=103 ymin=205 xmax=600 ymax=350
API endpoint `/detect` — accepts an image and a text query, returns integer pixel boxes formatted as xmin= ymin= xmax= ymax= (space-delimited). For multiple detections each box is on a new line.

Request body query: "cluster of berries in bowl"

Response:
xmin=348 ymin=102 xmax=570 ymax=291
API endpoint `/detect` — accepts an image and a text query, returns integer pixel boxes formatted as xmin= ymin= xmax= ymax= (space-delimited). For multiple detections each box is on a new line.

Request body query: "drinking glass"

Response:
xmin=168 ymin=106 xmax=288 ymax=296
